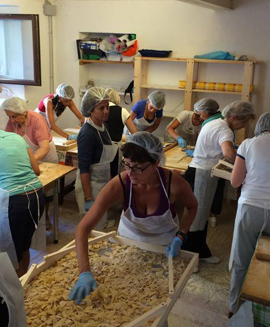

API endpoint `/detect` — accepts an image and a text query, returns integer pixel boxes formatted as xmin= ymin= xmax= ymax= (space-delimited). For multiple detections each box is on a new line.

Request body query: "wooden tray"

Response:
xmin=21 ymin=231 xmax=198 ymax=327
xmin=211 ymin=159 xmax=234 ymax=180
xmin=164 ymin=146 xmax=192 ymax=172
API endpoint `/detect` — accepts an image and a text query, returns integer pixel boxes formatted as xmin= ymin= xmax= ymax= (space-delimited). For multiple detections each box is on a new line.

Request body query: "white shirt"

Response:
xmin=190 ymin=119 xmax=234 ymax=170
xmin=109 ymin=102 xmax=130 ymax=125
xmin=165 ymin=111 xmax=201 ymax=145
xmin=238 ymin=133 xmax=270 ymax=205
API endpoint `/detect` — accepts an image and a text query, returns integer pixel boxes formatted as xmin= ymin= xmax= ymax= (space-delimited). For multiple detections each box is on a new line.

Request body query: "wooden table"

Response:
xmin=164 ymin=144 xmax=192 ymax=172
xmin=240 ymin=235 xmax=270 ymax=306
xmin=38 ymin=162 xmax=76 ymax=243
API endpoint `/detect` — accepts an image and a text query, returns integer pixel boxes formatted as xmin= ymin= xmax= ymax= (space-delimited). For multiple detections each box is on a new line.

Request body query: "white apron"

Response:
xmin=75 ymin=122 xmax=118 ymax=229
xmin=0 ymin=180 xmax=41 ymax=269
xmin=21 ymin=132 xmax=58 ymax=164
xmin=0 ymin=253 xmax=27 ymax=327
xmin=190 ymin=168 xmax=218 ymax=232
xmin=135 ymin=115 xmax=156 ymax=131
xmin=35 ymin=106 xmax=59 ymax=129
xmin=22 ymin=132 xmax=57 ymax=251
xmin=117 ymin=169 xmax=179 ymax=245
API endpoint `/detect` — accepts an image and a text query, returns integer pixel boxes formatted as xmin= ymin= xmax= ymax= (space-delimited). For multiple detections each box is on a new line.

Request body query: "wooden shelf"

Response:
xmin=134 ymin=57 xmax=256 ymax=114
xmin=140 ymin=84 xmax=184 ymax=91
xmin=79 ymin=59 xmax=134 ymax=65
xmin=192 ymin=89 xmax=242 ymax=95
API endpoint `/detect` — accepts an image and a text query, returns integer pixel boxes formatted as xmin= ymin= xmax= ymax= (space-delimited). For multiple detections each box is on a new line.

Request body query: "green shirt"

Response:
xmin=0 ymin=131 xmax=42 ymax=196
xmin=202 ymin=111 xmax=224 ymax=127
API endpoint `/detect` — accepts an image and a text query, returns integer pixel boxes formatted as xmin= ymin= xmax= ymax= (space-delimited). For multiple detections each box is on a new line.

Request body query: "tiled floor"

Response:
xmin=30 ymin=191 xmax=237 ymax=327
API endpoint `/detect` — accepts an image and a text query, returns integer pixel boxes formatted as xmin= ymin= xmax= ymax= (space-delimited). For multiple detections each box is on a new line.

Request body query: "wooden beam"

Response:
xmin=177 ymin=0 xmax=232 ymax=10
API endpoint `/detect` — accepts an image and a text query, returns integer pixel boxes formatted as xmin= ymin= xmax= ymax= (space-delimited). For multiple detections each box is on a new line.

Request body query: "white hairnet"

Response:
xmin=254 ymin=112 xmax=270 ymax=136
xmin=222 ymin=101 xmax=255 ymax=118
xmin=0 ymin=97 xmax=27 ymax=114
xmin=56 ymin=84 xmax=75 ymax=99
xmin=148 ymin=91 xmax=165 ymax=110
xmin=81 ymin=87 xmax=110 ymax=117
xmin=194 ymin=98 xmax=219 ymax=114
xmin=106 ymin=88 xmax=121 ymax=106
xmin=126 ymin=131 xmax=163 ymax=161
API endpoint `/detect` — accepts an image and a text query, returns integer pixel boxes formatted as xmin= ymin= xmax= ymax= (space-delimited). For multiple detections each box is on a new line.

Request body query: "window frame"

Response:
xmin=0 ymin=13 xmax=41 ymax=86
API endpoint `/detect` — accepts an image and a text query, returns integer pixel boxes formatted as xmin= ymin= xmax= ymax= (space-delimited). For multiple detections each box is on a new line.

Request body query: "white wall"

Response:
xmin=1 ymin=0 xmax=270 ymax=137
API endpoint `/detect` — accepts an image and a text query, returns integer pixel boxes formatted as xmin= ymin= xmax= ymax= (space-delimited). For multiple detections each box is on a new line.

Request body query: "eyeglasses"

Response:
xmin=121 ymin=159 xmax=152 ymax=174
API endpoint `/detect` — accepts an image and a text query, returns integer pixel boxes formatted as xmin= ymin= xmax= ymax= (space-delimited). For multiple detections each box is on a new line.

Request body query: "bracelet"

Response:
xmin=84 ymin=197 xmax=93 ymax=202
xmin=175 ymin=230 xmax=187 ymax=243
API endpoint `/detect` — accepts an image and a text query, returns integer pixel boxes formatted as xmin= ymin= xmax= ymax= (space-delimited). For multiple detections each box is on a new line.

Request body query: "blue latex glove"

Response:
xmin=233 ymin=144 xmax=239 ymax=149
xmin=85 ymin=200 xmax=94 ymax=212
xmin=177 ymin=136 xmax=187 ymax=148
xmin=69 ymin=271 xmax=97 ymax=304
xmin=68 ymin=134 xmax=78 ymax=140
xmin=166 ymin=237 xmax=182 ymax=258
xmin=185 ymin=149 xmax=194 ymax=157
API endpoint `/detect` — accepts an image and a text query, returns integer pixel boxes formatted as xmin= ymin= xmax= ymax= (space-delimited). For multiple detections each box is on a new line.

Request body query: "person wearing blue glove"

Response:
xmin=185 ymin=149 xmax=194 ymax=157
xmin=69 ymin=271 xmax=97 ymax=304
xmin=68 ymin=134 xmax=78 ymax=140
xmin=166 ymin=236 xmax=183 ymax=258
xmin=71 ymin=132 xmax=198 ymax=304
xmin=177 ymin=136 xmax=187 ymax=148
xmin=85 ymin=199 xmax=94 ymax=212
xmin=165 ymin=110 xmax=203 ymax=146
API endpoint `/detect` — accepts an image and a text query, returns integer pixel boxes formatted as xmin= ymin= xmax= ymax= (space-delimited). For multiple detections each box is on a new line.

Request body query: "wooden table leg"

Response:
xmin=53 ymin=180 xmax=59 ymax=244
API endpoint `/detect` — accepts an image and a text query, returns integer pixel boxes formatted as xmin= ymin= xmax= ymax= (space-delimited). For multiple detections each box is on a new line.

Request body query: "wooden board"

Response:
xmin=52 ymin=136 xmax=77 ymax=151
xmin=240 ymin=236 xmax=270 ymax=305
xmin=256 ymin=236 xmax=270 ymax=261
xmin=211 ymin=159 xmax=233 ymax=181
xmin=38 ymin=162 xmax=76 ymax=188
xmin=164 ymin=146 xmax=192 ymax=172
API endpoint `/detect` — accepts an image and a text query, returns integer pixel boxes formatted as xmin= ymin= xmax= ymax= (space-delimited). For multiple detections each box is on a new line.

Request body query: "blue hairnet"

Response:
xmin=194 ymin=98 xmax=219 ymax=114
xmin=81 ymin=87 xmax=109 ymax=117
xmin=56 ymin=84 xmax=75 ymax=99
xmin=148 ymin=91 xmax=165 ymax=110
xmin=126 ymin=131 xmax=164 ymax=161
xmin=255 ymin=112 xmax=270 ymax=136
xmin=222 ymin=101 xmax=255 ymax=118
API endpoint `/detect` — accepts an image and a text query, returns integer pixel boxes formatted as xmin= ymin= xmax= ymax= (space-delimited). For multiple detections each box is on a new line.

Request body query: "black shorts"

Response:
xmin=8 ymin=188 xmax=45 ymax=262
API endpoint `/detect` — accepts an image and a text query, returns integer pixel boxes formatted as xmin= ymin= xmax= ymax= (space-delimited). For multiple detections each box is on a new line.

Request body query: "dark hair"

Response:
xmin=52 ymin=95 xmax=66 ymax=117
xmin=121 ymin=143 xmax=156 ymax=164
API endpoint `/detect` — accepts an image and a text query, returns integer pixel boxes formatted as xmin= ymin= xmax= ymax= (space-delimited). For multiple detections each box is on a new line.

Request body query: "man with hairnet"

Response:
xmin=35 ymin=83 xmax=84 ymax=140
xmin=228 ymin=112 xmax=270 ymax=319
xmin=130 ymin=90 xmax=165 ymax=132
xmin=75 ymin=87 xmax=118 ymax=229
xmin=182 ymin=101 xmax=255 ymax=266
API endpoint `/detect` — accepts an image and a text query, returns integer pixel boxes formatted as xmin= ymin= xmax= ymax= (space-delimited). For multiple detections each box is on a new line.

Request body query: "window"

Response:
xmin=0 ymin=14 xmax=41 ymax=86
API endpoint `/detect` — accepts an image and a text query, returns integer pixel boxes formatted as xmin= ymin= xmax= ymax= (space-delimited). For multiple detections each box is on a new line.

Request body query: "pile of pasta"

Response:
xmin=24 ymin=241 xmax=188 ymax=327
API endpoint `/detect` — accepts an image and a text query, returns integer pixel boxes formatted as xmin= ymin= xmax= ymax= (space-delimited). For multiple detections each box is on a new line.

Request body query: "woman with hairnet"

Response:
xmin=192 ymin=98 xmax=225 ymax=228
xmin=69 ymin=131 xmax=198 ymax=305
xmin=1 ymin=97 xmax=58 ymax=164
xmin=75 ymin=87 xmax=118 ymax=229
xmin=182 ymin=101 xmax=255 ymax=265
xmin=35 ymin=83 xmax=84 ymax=140
xmin=228 ymin=112 xmax=270 ymax=318
xmin=130 ymin=90 xmax=165 ymax=132
xmin=105 ymin=88 xmax=137 ymax=177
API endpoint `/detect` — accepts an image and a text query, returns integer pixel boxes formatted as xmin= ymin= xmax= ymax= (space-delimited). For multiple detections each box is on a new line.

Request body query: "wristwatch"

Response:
xmin=175 ymin=231 xmax=188 ymax=243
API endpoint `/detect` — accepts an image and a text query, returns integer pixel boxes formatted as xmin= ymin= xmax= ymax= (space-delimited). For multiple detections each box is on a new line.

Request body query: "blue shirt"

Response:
xmin=132 ymin=100 xmax=163 ymax=120
xmin=0 ymin=131 xmax=42 ymax=196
